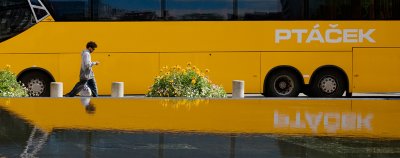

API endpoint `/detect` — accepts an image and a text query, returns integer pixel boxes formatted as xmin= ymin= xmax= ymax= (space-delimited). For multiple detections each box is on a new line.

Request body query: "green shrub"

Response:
xmin=147 ymin=63 xmax=227 ymax=98
xmin=0 ymin=65 xmax=28 ymax=97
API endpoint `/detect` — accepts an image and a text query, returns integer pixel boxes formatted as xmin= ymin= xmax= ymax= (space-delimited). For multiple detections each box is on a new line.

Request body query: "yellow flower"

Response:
xmin=205 ymin=69 xmax=209 ymax=73
xmin=191 ymin=79 xmax=196 ymax=85
xmin=5 ymin=64 xmax=10 ymax=69
xmin=169 ymin=80 xmax=174 ymax=83
xmin=187 ymin=62 xmax=192 ymax=66
xmin=166 ymin=72 xmax=170 ymax=75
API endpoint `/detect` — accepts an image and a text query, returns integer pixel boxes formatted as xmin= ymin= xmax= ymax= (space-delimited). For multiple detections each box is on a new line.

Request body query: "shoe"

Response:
xmin=63 ymin=93 xmax=73 ymax=97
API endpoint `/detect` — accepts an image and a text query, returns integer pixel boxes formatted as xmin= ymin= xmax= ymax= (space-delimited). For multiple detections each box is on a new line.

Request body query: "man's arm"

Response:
xmin=83 ymin=52 xmax=96 ymax=69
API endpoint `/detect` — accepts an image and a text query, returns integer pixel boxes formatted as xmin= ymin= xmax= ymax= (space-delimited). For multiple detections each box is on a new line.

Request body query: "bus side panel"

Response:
xmin=0 ymin=54 xmax=59 ymax=80
xmin=60 ymin=52 xmax=160 ymax=95
xmin=353 ymin=48 xmax=400 ymax=92
xmin=97 ymin=53 xmax=159 ymax=95
xmin=261 ymin=52 xmax=353 ymax=92
xmin=59 ymin=53 xmax=80 ymax=94
xmin=160 ymin=52 xmax=260 ymax=93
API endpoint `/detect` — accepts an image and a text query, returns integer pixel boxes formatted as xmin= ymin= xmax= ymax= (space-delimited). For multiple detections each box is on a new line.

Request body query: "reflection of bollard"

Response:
xmin=232 ymin=80 xmax=244 ymax=98
xmin=111 ymin=82 xmax=124 ymax=97
xmin=50 ymin=82 xmax=63 ymax=97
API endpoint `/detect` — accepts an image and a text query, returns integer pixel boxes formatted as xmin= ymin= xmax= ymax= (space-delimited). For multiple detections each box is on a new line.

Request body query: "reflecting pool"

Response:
xmin=0 ymin=98 xmax=400 ymax=157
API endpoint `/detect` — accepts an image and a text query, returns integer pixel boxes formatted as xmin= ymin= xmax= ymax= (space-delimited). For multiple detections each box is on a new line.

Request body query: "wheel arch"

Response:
xmin=263 ymin=65 xmax=304 ymax=94
xmin=309 ymin=65 xmax=349 ymax=92
xmin=17 ymin=67 xmax=55 ymax=82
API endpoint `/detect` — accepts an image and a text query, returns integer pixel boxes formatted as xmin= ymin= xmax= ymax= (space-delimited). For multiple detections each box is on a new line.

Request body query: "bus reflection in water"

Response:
xmin=1 ymin=99 xmax=400 ymax=157
xmin=0 ymin=99 xmax=399 ymax=138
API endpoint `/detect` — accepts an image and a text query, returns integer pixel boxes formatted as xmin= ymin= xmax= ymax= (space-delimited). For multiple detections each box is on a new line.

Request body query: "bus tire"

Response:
xmin=264 ymin=70 xmax=301 ymax=97
xmin=19 ymin=72 xmax=52 ymax=97
xmin=310 ymin=70 xmax=346 ymax=97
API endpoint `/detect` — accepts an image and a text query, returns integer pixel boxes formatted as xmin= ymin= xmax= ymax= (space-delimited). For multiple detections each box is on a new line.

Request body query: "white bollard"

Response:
xmin=232 ymin=80 xmax=244 ymax=98
xmin=111 ymin=82 xmax=124 ymax=97
xmin=50 ymin=82 xmax=63 ymax=97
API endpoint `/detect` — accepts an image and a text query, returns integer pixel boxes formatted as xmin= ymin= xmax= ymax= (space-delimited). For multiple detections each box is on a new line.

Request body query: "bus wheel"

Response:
xmin=19 ymin=72 xmax=51 ymax=97
xmin=264 ymin=70 xmax=301 ymax=97
xmin=310 ymin=70 xmax=346 ymax=97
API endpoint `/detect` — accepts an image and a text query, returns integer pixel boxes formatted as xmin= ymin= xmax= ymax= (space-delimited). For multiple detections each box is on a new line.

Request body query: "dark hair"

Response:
xmin=86 ymin=41 xmax=97 ymax=49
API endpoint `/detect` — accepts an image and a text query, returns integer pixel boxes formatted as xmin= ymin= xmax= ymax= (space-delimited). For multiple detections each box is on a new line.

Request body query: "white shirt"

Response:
xmin=79 ymin=49 xmax=96 ymax=80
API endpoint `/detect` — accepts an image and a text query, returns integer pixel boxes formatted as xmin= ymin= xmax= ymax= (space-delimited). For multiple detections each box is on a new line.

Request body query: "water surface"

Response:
xmin=0 ymin=98 xmax=399 ymax=157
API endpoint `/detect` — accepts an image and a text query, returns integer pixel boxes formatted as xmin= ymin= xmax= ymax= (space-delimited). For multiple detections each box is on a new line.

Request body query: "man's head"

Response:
xmin=86 ymin=41 xmax=97 ymax=53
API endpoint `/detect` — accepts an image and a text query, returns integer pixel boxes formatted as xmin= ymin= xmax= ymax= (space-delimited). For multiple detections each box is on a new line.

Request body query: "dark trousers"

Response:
xmin=66 ymin=78 xmax=98 ymax=97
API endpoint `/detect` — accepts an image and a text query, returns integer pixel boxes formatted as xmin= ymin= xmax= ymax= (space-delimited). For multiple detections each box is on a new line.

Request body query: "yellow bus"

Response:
xmin=1 ymin=0 xmax=399 ymax=97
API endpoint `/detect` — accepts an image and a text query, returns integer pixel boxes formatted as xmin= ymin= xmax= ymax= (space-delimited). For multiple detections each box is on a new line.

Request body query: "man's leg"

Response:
xmin=65 ymin=79 xmax=88 ymax=97
xmin=87 ymin=78 xmax=98 ymax=97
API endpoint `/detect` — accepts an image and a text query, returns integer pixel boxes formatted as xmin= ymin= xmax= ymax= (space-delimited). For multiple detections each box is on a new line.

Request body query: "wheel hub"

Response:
xmin=320 ymin=77 xmax=337 ymax=94
xmin=274 ymin=75 xmax=294 ymax=96
xmin=279 ymin=82 xmax=287 ymax=89
xmin=28 ymin=78 xmax=44 ymax=96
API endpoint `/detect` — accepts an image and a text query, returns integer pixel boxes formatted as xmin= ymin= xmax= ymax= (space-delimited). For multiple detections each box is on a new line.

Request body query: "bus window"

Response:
xmin=280 ymin=0 xmax=304 ymax=20
xmin=308 ymin=0 xmax=352 ymax=20
xmin=94 ymin=0 xmax=161 ymax=21
xmin=45 ymin=0 xmax=90 ymax=21
xmin=308 ymin=0 xmax=400 ymax=20
xmin=372 ymin=0 xmax=400 ymax=20
xmin=0 ymin=0 xmax=34 ymax=43
xmin=238 ymin=0 xmax=283 ymax=20
xmin=166 ymin=0 xmax=232 ymax=20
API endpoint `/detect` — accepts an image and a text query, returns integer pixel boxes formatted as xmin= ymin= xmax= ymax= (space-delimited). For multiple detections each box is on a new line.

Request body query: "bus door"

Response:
xmin=353 ymin=48 xmax=400 ymax=93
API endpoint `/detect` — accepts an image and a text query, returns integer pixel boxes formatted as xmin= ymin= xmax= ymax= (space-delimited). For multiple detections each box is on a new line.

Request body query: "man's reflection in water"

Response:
xmin=80 ymin=98 xmax=96 ymax=114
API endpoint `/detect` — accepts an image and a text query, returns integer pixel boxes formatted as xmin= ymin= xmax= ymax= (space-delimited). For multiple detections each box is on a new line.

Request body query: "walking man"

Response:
xmin=65 ymin=41 xmax=100 ymax=97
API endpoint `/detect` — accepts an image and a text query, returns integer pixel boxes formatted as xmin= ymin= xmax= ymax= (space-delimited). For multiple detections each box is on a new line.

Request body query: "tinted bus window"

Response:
xmin=94 ymin=0 xmax=161 ymax=21
xmin=280 ymin=0 xmax=304 ymax=20
xmin=0 ymin=0 xmax=34 ymax=43
xmin=308 ymin=0 xmax=400 ymax=20
xmin=238 ymin=0 xmax=284 ymax=20
xmin=45 ymin=0 xmax=90 ymax=21
xmin=308 ymin=0 xmax=352 ymax=20
xmin=371 ymin=0 xmax=400 ymax=20
xmin=166 ymin=0 xmax=232 ymax=20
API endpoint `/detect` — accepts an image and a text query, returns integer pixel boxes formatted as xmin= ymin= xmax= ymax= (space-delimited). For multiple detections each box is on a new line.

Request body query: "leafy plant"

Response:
xmin=147 ymin=63 xmax=226 ymax=98
xmin=0 ymin=65 xmax=28 ymax=97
